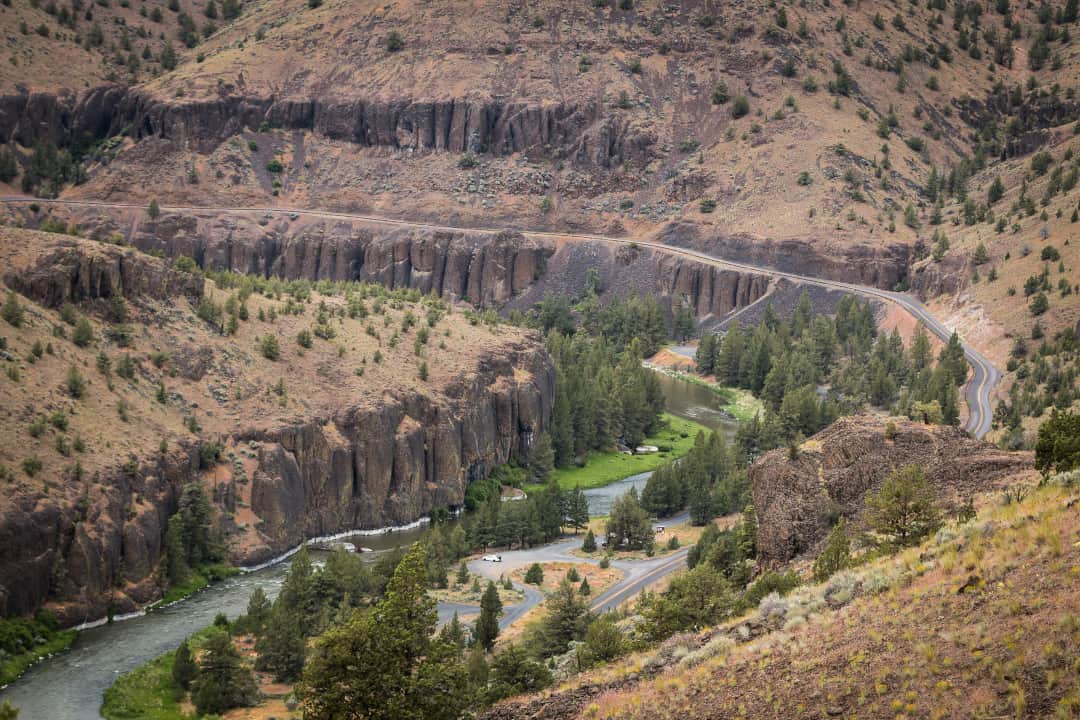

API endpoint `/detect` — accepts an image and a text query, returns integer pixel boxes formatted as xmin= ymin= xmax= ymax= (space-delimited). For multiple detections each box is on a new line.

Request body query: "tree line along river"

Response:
xmin=0 ymin=370 xmax=737 ymax=719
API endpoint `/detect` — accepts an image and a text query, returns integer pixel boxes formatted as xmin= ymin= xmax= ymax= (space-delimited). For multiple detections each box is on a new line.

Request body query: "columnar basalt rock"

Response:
xmin=0 ymin=233 xmax=554 ymax=626
xmin=0 ymin=86 xmax=652 ymax=168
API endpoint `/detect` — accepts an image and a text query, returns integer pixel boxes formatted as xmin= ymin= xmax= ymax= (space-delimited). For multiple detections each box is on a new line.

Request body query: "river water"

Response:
xmin=0 ymin=370 xmax=737 ymax=719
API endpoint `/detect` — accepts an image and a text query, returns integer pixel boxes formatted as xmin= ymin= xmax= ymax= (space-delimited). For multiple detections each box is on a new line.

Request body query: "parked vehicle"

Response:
xmin=482 ymin=554 xmax=503 ymax=562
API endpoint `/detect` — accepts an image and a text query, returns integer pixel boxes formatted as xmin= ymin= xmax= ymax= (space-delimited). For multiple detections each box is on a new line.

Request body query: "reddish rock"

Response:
xmin=750 ymin=415 xmax=1033 ymax=568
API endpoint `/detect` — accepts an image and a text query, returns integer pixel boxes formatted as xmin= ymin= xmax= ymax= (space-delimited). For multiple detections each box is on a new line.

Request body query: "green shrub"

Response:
xmin=259 ymin=334 xmax=280 ymax=360
xmin=524 ymin=563 xmax=544 ymax=585
xmin=731 ymin=95 xmax=750 ymax=118
xmin=1 ymin=292 xmax=23 ymax=327
xmin=72 ymin=317 xmax=93 ymax=347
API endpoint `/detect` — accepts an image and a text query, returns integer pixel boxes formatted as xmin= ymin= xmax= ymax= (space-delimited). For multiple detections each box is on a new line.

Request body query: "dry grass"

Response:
xmin=510 ymin=562 xmax=623 ymax=598
xmin=494 ymin=475 xmax=1080 ymax=719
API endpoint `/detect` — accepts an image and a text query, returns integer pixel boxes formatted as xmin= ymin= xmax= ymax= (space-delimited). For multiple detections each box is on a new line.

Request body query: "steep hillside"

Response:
xmin=482 ymin=468 xmax=1078 ymax=720
xmin=0 ymin=226 xmax=553 ymax=624
xmin=909 ymin=130 xmax=1080 ymax=446
xmin=0 ymin=0 xmax=244 ymax=93
xmin=3 ymin=0 xmax=1077 ymax=289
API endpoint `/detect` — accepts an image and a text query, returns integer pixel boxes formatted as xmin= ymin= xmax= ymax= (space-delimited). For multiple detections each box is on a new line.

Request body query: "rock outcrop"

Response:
xmin=225 ymin=340 xmax=553 ymax=566
xmin=12 ymin=205 xmax=773 ymax=325
xmin=0 ymin=86 xmax=654 ymax=168
xmin=751 ymin=415 xmax=1032 ymax=568
xmin=0 ymin=231 xmax=554 ymax=625
xmin=1 ymin=238 xmax=204 ymax=310
xmin=660 ymin=222 xmax=912 ymax=291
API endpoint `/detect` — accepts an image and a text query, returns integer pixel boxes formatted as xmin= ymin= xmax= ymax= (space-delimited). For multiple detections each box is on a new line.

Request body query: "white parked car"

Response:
xmin=482 ymin=554 xmax=503 ymax=562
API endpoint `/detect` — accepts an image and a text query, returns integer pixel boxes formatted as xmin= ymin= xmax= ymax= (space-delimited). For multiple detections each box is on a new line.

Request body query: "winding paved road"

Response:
xmin=466 ymin=512 xmax=691 ymax=625
xmin=0 ymin=197 xmax=999 ymax=436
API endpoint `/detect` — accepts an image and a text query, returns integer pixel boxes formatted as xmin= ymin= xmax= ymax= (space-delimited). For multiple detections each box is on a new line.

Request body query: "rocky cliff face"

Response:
xmin=222 ymin=340 xmax=553 ymax=566
xmin=0 ymin=230 xmax=554 ymax=625
xmin=0 ymin=85 xmax=654 ymax=168
xmin=750 ymin=415 xmax=1032 ymax=568
xmin=659 ymin=222 xmax=912 ymax=291
xmin=12 ymin=204 xmax=773 ymax=324
xmin=2 ymin=237 xmax=204 ymax=310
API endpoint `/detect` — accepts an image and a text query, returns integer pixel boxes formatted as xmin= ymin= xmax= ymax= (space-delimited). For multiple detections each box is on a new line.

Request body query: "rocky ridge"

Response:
xmin=750 ymin=414 xmax=1034 ymax=567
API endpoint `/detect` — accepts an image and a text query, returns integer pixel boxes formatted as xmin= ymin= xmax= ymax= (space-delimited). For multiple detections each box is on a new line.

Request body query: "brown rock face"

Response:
xmin=660 ymin=222 xmax=913 ymax=291
xmin=0 ymin=86 xmax=654 ymax=168
xmin=228 ymin=341 xmax=554 ymax=565
xmin=1 ymin=239 xmax=204 ymax=310
xmin=750 ymin=415 xmax=1032 ymax=568
xmin=16 ymin=205 xmax=772 ymax=325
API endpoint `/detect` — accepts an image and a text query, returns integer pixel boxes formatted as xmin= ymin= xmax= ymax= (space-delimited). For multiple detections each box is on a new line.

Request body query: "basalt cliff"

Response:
xmin=0 ymin=228 xmax=553 ymax=624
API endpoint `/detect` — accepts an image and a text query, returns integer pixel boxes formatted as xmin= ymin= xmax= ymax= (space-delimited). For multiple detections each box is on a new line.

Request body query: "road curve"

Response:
xmin=0 ymin=197 xmax=999 ymax=438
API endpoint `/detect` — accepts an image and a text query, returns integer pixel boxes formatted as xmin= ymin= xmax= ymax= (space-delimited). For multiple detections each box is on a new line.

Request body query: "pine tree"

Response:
xmin=191 ymin=630 xmax=259 ymax=715
xmin=581 ymin=528 xmax=597 ymax=553
xmin=244 ymin=587 xmax=271 ymax=634
xmin=910 ymin=323 xmax=932 ymax=371
xmin=528 ymin=433 xmax=554 ymax=484
xmin=606 ymin=487 xmax=653 ymax=550
xmin=696 ymin=333 xmax=716 ymax=374
xmin=456 ymin=560 xmax=469 ymax=586
xmin=255 ymin=605 xmax=306 ymax=682
xmin=579 ymin=577 xmax=591 ymax=595
xmin=0 ymin=146 xmax=17 ymax=183
xmin=568 ymin=486 xmax=590 ymax=534
xmin=72 ymin=316 xmax=93 ymax=347
xmin=524 ymin=563 xmax=544 ymax=585
xmin=867 ymin=465 xmax=940 ymax=546
xmin=535 ymin=579 xmax=591 ymax=657
xmin=439 ymin=611 xmax=466 ymax=650
xmin=812 ymin=518 xmax=850 ymax=581
xmin=2 ymin=291 xmax=23 ymax=327
xmin=164 ymin=515 xmax=190 ymax=585
xmin=297 ymin=543 xmax=468 ymax=720
xmin=172 ymin=640 xmax=197 ymax=691
xmin=475 ymin=581 xmax=502 ymax=650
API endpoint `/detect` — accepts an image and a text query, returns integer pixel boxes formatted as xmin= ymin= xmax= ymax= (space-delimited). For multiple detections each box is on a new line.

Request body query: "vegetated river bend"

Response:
xmin=0 ymin=370 xmax=737 ymax=719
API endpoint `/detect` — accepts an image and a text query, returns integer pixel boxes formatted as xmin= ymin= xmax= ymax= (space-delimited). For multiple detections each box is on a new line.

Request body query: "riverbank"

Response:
xmin=524 ymin=413 xmax=708 ymax=495
xmin=643 ymin=360 xmax=763 ymax=423
xmin=100 ymin=625 xmax=219 ymax=720
xmin=148 ymin=564 xmax=241 ymax=612
xmin=0 ymin=622 xmax=77 ymax=689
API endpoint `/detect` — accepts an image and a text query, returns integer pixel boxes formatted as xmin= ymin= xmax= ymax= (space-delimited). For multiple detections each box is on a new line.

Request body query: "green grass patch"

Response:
xmin=101 ymin=626 xmax=217 ymax=720
xmin=525 ymin=414 xmax=709 ymax=494
xmin=100 ymin=648 xmax=187 ymax=720
xmin=149 ymin=564 xmax=239 ymax=610
xmin=0 ymin=628 xmax=77 ymax=687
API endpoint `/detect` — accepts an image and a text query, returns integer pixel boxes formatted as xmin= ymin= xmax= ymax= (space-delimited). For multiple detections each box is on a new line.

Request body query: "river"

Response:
xmin=0 ymin=369 xmax=737 ymax=719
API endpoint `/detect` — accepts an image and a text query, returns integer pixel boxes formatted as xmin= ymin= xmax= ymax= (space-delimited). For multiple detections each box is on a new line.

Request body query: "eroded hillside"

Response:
xmin=2 ymin=0 xmax=1075 ymax=274
xmin=0 ymin=227 xmax=553 ymax=623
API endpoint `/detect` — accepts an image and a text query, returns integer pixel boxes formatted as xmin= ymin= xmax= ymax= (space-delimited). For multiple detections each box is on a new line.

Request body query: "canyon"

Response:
xmin=0 ymin=228 xmax=553 ymax=623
